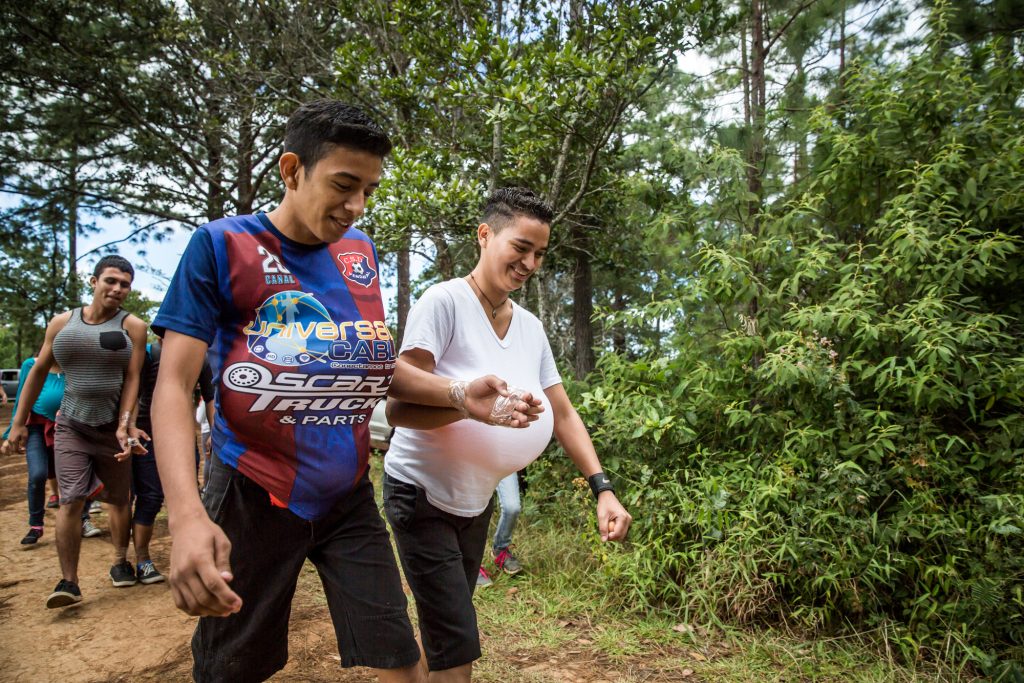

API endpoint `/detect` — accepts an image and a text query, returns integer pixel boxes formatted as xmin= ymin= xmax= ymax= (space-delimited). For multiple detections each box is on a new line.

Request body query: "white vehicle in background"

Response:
xmin=369 ymin=399 xmax=393 ymax=451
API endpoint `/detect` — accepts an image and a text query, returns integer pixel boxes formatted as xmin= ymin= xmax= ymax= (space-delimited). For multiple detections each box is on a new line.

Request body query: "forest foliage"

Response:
xmin=2 ymin=0 xmax=1023 ymax=676
xmin=534 ymin=8 xmax=1024 ymax=678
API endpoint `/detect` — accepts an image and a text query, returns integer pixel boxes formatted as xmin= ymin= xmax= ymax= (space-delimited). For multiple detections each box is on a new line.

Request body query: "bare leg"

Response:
xmin=132 ymin=522 xmax=153 ymax=563
xmin=428 ymin=663 xmax=472 ymax=683
xmin=374 ymin=662 xmax=428 ymax=683
xmin=56 ymin=499 xmax=86 ymax=583
xmin=107 ymin=502 xmax=131 ymax=563
xmin=48 ymin=478 xmax=59 ymax=499
xmin=417 ymin=637 xmax=429 ymax=678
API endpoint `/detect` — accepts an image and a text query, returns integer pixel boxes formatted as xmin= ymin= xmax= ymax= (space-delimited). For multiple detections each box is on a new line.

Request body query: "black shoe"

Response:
xmin=21 ymin=527 xmax=43 ymax=546
xmin=110 ymin=560 xmax=138 ymax=587
xmin=137 ymin=560 xmax=165 ymax=585
xmin=46 ymin=579 xmax=82 ymax=608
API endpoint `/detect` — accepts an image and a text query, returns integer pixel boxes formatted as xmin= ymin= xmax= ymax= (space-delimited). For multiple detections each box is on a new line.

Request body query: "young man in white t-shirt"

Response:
xmin=384 ymin=187 xmax=633 ymax=682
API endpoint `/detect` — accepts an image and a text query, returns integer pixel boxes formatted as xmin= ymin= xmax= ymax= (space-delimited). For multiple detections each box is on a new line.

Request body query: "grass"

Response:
xmin=469 ymin=516 xmax=972 ymax=682
xmin=290 ymin=456 xmax=975 ymax=682
xmin=473 ymin=484 xmax=972 ymax=681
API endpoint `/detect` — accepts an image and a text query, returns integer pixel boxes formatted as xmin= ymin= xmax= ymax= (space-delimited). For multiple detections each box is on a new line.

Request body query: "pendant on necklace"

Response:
xmin=491 ymin=308 xmax=498 ymax=319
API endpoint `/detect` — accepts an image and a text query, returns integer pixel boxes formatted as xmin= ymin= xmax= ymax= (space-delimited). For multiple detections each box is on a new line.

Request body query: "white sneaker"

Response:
xmin=81 ymin=520 xmax=102 ymax=538
xmin=89 ymin=501 xmax=102 ymax=515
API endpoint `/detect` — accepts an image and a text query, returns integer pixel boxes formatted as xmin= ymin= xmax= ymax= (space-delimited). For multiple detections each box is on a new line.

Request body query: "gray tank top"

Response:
xmin=52 ymin=308 xmax=133 ymax=427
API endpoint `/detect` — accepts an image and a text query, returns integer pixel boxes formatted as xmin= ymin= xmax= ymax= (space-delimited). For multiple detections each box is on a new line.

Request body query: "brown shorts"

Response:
xmin=55 ymin=415 xmax=132 ymax=506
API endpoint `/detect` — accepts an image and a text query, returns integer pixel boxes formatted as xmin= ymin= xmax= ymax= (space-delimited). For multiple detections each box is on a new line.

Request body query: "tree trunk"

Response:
xmin=66 ymin=145 xmax=79 ymax=305
xmin=746 ymin=0 xmax=767 ymax=361
xmin=432 ymin=233 xmax=455 ymax=281
xmin=741 ymin=16 xmax=751 ymax=131
xmin=794 ymin=57 xmax=806 ymax=184
xmin=547 ymin=130 xmax=574 ymax=206
xmin=205 ymin=106 xmax=226 ymax=222
xmin=536 ymin=269 xmax=547 ymax=336
xmin=396 ymin=235 xmax=411 ymax=346
xmin=572 ymin=225 xmax=594 ymax=378
xmin=838 ymin=0 xmax=847 ymax=126
xmin=50 ymin=222 xmax=62 ymax=319
xmin=489 ymin=119 xmax=503 ymax=193
xmin=612 ymin=282 xmax=626 ymax=355
xmin=839 ymin=0 xmax=846 ymax=91
xmin=488 ymin=0 xmax=504 ymax=191
xmin=236 ymin=109 xmax=255 ymax=214
xmin=747 ymin=0 xmax=766 ymax=227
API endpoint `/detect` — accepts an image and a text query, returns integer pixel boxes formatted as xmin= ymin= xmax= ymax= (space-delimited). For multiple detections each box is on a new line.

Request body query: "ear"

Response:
xmin=279 ymin=152 xmax=302 ymax=191
xmin=477 ymin=223 xmax=491 ymax=247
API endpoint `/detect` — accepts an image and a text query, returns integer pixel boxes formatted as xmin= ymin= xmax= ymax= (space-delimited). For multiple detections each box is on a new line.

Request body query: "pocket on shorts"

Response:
xmin=99 ymin=330 xmax=128 ymax=351
xmin=203 ymin=457 xmax=237 ymax=524
xmin=383 ymin=475 xmax=419 ymax=532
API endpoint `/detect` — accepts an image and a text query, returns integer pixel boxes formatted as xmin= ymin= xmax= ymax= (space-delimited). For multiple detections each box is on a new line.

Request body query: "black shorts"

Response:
xmin=383 ymin=472 xmax=494 ymax=672
xmin=192 ymin=456 xmax=420 ymax=683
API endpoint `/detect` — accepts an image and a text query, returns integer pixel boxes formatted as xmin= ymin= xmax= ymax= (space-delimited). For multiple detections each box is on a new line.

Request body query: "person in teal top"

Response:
xmin=3 ymin=357 xmax=66 ymax=545
xmin=5 ymin=358 xmax=65 ymax=422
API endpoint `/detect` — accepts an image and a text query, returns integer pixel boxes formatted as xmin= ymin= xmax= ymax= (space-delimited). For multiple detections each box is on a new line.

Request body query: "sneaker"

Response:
xmin=46 ymin=579 xmax=82 ymax=608
xmin=81 ymin=520 xmax=102 ymax=538
xmin=476 ymin=566 xmax=493 ymax=589
xmin=46 ymin=495 xmax=59 ymax=509
xmin=21 ymin=527 xmax=44 ymax=546
xmin=493 ymin=546 xmax=523 ymax=575
xmin=137 ymin=560 xmax=165 ymax=585
xmin=110 ymin=560 xmax=137 ymax=587
xmin=89 ymin=500 xmax=102 ymax=515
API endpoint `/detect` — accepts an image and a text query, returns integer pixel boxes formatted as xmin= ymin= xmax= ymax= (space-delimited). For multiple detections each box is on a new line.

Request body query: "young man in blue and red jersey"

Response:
xmin=151 ymin=100 xmax=542 ymax=683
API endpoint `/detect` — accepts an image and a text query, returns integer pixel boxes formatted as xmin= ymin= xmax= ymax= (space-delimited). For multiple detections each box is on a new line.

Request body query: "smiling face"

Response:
xmin=279 ymin=144 xmax=383 ymax=244
xmin=477 ymin=214 xmax=550 ymax=294
xmin=89 ymin=267 xmax=133 ymax=311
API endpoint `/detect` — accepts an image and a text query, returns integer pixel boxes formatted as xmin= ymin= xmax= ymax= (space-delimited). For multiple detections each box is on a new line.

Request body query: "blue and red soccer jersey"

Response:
xmin=153 ymin=213 xmax=395 ymax=520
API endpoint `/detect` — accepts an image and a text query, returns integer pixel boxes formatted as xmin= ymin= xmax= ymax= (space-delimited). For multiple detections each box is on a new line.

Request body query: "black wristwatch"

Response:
xmin=587 ymin=472 xmax=614 ymax=499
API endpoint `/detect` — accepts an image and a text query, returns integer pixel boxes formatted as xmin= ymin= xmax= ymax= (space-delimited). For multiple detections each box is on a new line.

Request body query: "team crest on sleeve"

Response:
xmin=337 ymin=252 xmax=377 ymax=288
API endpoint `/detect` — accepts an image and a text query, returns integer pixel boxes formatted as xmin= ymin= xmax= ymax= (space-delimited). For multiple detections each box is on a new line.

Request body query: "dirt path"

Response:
xmin=0 ymin=403 xmax=411 ymax=682
xmin=0 ymin=404 xmax=682 ymax=682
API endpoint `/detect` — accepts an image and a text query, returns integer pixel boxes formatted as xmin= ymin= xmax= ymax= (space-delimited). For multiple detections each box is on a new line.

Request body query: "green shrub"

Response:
xmin=532 ymin=24 xmax=1024 ymax=679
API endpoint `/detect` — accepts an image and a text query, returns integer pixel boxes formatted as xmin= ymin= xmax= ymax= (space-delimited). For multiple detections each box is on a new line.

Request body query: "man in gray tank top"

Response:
xmin=5 ymin=255 xmax=150 ymax=608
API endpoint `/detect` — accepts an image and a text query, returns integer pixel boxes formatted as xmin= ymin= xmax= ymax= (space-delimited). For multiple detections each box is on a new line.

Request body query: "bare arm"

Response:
xmin=545 ymin=383 xmax=633 ymax=542
xmin=153 ymin=331 xmax=240 ymax=617
xmin=387 ymin=348 xmax=544 ymax=428
xmin=4 ymin=312 xmax=69 ymax=451
xmin=114 ymin=316 xmax=149 ymax=458
xmin=386 ymin=399 xmax=462 ymax=430
xmin=387 ymin=349 xmax=465 ymax=406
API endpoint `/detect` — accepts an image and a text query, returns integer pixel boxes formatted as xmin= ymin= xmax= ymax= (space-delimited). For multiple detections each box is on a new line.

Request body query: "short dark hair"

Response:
xmin=93 ymin=255 xmax=134 ymax=280
xmin=482 ymin=187 xmax=554 ymax=231
xmin=284 ymin=100 xmax=393 ymax=171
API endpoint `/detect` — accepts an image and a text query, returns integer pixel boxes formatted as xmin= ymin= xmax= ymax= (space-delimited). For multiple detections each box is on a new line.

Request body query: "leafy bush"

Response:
xmin=533 ymin=22 xmax=1024 ymax=679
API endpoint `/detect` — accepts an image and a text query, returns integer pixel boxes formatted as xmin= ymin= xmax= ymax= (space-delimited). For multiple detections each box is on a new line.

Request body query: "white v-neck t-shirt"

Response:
xmin=384 ymin=278 xmax=561 ymax=516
